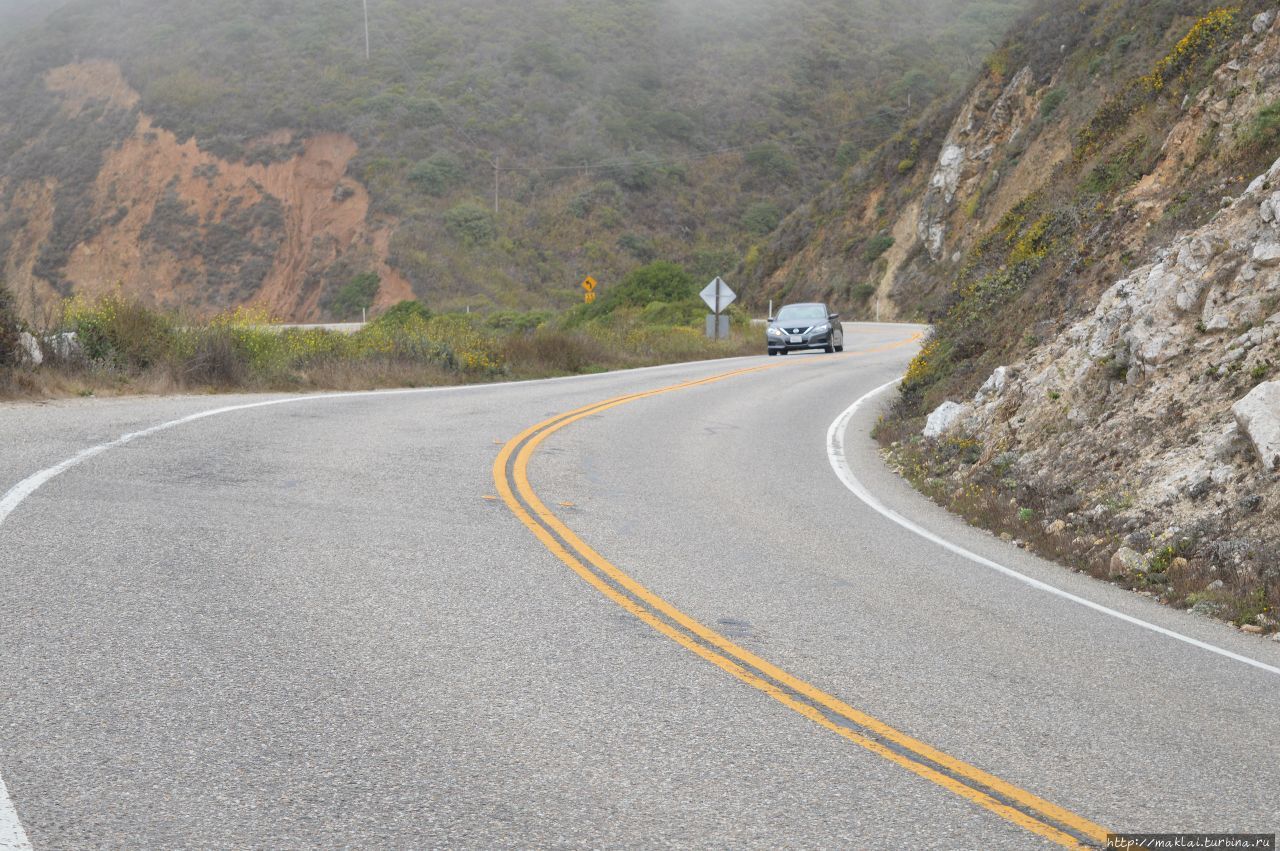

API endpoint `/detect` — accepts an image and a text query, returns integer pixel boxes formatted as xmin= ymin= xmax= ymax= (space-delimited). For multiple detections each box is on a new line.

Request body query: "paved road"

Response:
xmin=1 ymin=323 xmax=1277 ymax=848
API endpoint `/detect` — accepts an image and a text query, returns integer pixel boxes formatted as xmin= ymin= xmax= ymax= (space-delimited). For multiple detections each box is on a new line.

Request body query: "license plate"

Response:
xmin=789 ymin=335 xmax=802 ymax=344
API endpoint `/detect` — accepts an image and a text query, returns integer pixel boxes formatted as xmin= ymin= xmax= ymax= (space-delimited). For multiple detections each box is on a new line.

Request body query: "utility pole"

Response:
xmin=492 ymin=157 xmax=500 ymax=215
xmin=362 ymin=0 xmax=370 ymax=60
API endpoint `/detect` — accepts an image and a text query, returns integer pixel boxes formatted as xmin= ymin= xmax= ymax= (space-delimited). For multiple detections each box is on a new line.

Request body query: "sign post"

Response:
xmin=581 ymin=276 xmax=597 ymax=304
xmin=699 ymin=277 xmax=736 ymax=340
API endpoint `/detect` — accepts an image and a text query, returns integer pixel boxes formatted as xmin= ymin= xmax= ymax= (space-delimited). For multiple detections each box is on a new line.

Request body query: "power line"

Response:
xmin=492 ymin=145 xmax=760 ymax=175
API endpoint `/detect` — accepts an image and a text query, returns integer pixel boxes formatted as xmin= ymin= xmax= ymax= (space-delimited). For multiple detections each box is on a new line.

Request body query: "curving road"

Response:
xmin=1 ymin=323 xmax=1277 ymax=849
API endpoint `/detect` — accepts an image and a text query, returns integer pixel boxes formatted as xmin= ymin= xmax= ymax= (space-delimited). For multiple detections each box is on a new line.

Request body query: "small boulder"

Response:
xmin=1109 ymin=546 xmax=1146 ymax=577
xmin=1253 ymin=10 xmax=1276 ymax=34
xmin=922 ymin=401 xmax=968 ymax=439
xmin=1211 ymin=423 xmax=1248 ymax=461
xmin=1190 ymin=599 xmax=1225 ymax=618
xmin=975 ymin=366 xmax=1009 ymax=402
xmin=47 ymin=331 xmax=83 ymax=362
xmin=16 ymin=331 xmax=42 ymax=366
xmin=1232 ymin=381 xmax=1280 ymax=469
xmin=1045 ymin=519 xmax=1067 ymax=536
xmin=1252 ymin=241 xmax=1280 ymax=266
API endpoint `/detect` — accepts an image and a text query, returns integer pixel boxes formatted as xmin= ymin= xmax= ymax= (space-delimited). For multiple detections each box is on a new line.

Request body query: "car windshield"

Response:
xmin=775 ymin=305 xmax=827 ymax=324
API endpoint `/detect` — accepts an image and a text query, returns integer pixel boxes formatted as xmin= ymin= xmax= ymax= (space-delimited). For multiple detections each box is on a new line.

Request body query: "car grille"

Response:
xmin=784 ymin=326 xmax=811 ymax=334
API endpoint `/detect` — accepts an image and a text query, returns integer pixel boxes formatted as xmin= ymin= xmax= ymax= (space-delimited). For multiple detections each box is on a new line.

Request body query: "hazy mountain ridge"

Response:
xmin=0 ymin=0 xmax=1028 ymax=320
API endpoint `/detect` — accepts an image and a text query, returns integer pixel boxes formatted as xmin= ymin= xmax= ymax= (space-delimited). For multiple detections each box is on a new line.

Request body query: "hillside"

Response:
xmin=750 ymin=0 xmax=1280 ymax=630
xmin=0 ymin=0 xmax=1030 ymax=322
xmin=748 ymin=1 xmax=1280 ymax=315
xmin=0 ymin=0 xmax=70 ymax=31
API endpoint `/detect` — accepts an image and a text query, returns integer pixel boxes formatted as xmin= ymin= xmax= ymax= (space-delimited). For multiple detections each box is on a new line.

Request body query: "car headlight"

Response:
xmin=811 ymin=323 xmax=830 ymax=334
xmin=767 ymin=327 xmax=783 ymax=336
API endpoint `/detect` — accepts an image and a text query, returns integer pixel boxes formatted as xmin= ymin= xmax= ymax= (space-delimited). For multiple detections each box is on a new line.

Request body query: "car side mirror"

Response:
xmin=767 ymin=317 xmax=775 ymax=322
xmin=829 ymin=313 xmax=840 ymax=321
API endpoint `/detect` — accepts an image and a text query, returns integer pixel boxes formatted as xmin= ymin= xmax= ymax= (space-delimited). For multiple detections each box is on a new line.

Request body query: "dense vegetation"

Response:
xmin=0 ymin=261 xmax=754 ymax=398
xmin=0 ymin=0 xmax=1031 ymax=317
xmin=0 ymin=0 xmax=70 ymax=32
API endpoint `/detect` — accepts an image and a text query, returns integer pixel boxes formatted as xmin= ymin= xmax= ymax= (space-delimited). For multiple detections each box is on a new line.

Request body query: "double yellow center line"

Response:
xmin=492 ymin=346 xmax=1109 ymax=848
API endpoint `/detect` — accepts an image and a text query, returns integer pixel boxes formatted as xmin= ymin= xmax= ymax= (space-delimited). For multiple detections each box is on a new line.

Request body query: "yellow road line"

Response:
xmin=494 ymin=336 xmax=1108 ymax=847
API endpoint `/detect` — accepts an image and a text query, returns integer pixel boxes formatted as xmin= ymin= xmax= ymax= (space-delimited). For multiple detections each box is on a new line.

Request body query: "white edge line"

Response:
xmin=826 ymin=379 xmax=1280 ymax=678
xmin=0 ymin=348 xmax=798 ymax=849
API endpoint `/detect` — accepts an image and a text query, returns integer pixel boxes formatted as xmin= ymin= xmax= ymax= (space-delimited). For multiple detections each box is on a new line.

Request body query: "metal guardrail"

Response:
xmin=261 ymin=323 xmax=366 ymax=335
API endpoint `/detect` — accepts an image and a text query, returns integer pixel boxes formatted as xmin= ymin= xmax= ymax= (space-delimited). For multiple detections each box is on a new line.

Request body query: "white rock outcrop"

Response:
xmin=1233 ymin=381 xmax=1280 ymax=470
xmin=946 ymin=147 xmax=1280 ymax=555
xmin=916 ymin=66 xmax=1037 ymax=261
xmin=975 ymin=366 xmax=1009 ymax=402
xmin=16 ymin=332 xmax=42 ymax=366
xmin=923 ymin=401 xmax=969 ymax=438
xmin=47 ymin=332 xmax=82 ymax=362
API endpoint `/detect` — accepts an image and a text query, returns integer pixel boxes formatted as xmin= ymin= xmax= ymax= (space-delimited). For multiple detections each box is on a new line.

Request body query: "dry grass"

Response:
xmin=0 ymin=294 xmax=762 ymax=401
xmin=875 ymin=421 xmax=1278 ymax=635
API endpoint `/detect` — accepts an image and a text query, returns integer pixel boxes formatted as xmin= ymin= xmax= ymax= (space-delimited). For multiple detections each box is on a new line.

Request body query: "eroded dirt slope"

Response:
xmin=2 ymin=61 xmax=411 ymax=321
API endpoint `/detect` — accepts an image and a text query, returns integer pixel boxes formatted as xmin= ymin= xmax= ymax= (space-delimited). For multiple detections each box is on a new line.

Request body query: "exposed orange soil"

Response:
xmin=24 ymin=61 xmax=412 ymax=321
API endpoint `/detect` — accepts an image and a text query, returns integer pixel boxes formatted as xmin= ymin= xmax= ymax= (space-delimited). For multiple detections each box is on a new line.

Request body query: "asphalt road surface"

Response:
xmin=1 ymin=323 xmax=1277 ymax=849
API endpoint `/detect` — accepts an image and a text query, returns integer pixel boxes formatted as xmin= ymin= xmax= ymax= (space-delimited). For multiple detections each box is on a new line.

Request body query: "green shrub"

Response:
xmin=863 ymin=233 xmax=895 ymax=263
xmin=0 ymin=280 xmax=19 ymax=367
xmin=409 ymin=153 xmax=463 ymax=196
xmin=502 ymin=328 xmax=607 ymax=374
xmin=607 ymin=261 xmax=696 ymax=309
xmin=1082 ymin=137 xmax=1147 ymax=195
xmin=64 ymin=293 xmax=175 ymax=369
xmin=443 ymin=203 xmax=497 ymax=244
xmin=651 ymin=111 xmax=696 ymax=141
xmin=603 ymin=154 xmax=660 ymax=191
xmin=639 ymin=300 xmax=703 ymax=327
xmin=484 ymin=310 xmax=552 ymax=333
xmin=1241 ymin=101 xmax=1280 ymax=153
xmin=688 ymin=248 xmax=738 ymax=281
xmin=744 ymin=144 xmax=796 ymax=182
xmin=569 ymin=261 xmax=702 ymax=327
xmin=180 ymin=325 xmax=248 ymax=386
xmin=851 ymin=283 xmax=876 ymax=302
xmin=741 ymin=202 xmax=782 ymax=235
xmin=617 ymin=233 xmax=657 ymax=262
xmin=374 ymin=300 xmax=433 ymax=327
xmin=1039 ymin=88 xmax=1066 ymax=119
xmin=835 ymin=141 xmax=860 ymax=170
xmin=330 ymin=273 xmax=381 ymax=320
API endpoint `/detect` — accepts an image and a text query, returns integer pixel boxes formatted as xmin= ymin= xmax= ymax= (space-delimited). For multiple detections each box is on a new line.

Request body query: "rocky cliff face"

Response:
xmin=915 ymin=65 xmax=1040 ymax=264
xmin=929 ymin=155 xmax=1280 ymax=588
xmin=877 ymin=5 xmax=1280 ymax=631
xmin=749 ymin=3 xmax=1280 ymax=326
xmin=0 ymin=62 xmax=411 ymax=322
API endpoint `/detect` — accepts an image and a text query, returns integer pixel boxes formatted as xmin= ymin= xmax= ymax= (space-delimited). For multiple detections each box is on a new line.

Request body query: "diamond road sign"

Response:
xmin=700 ymin=277 xmax=736 ymax=313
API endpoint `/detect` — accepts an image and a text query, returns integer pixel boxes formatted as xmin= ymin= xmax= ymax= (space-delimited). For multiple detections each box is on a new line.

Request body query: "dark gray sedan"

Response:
xmin=766 ymin=302 xmax=844 ymax=355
